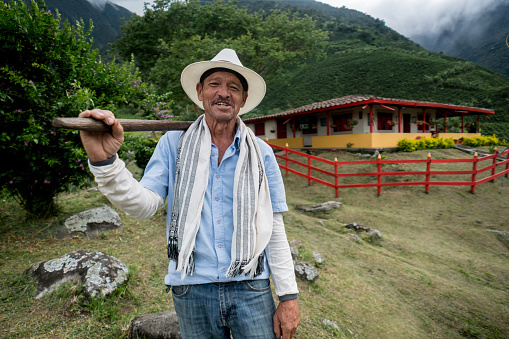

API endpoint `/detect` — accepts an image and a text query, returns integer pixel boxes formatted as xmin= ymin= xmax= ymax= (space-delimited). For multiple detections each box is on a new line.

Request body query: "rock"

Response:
xmin=312 ymin=251 xmax=324 ymax=264
xmin=63 ymin=205 xmax=122 ymax=238
xmin=345 ymin=222 xmax=370 ymax=232
xmin=27 ymin=250 xmax=129 ymax=299
xmin=289 ymin=239 xmax=303 ymax=247
xmin=489 ymin=230 xmax=509 ymax=248
xmin=368 ymin=229 xmax=382 ymax=239
xmin=297 ymin=201 xmax=342 ymax=213
xmin=290 ymin=246 xmax=299 ymax=261
xmin=349 ymin=234 xmax=362 ymax=242
xmin=129 ymin=310 xmax=181 ymax=339
xmin=320 ymin=318 xmax=339 ymax=330
xmin=294 ymin=262 xmax=319 ymax=282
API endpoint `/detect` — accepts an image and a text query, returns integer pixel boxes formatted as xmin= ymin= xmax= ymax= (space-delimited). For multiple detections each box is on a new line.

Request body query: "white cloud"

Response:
xmin=110 ymin=0 xmax=506 ymax=39
xmin=316 ymin=0 xmax=504 ymax=38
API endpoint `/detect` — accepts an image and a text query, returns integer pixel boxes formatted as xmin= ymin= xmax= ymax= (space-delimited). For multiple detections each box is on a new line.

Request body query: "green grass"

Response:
xmin=1 ymin=148 xmax=508 ymax=338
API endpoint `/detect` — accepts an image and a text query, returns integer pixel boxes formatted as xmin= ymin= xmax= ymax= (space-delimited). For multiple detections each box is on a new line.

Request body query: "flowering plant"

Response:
xmin=387 ymin=120 xmax=397 ymax=127
xmin=415 ymin=120 xmax=428 ymax=126
xmin=344 ymin=118 xmax=358 ymax=130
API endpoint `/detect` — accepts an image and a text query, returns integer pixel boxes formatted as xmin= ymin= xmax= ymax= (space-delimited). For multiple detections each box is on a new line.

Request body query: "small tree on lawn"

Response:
xmin=0 ymin=0 xmax=151 ymax=217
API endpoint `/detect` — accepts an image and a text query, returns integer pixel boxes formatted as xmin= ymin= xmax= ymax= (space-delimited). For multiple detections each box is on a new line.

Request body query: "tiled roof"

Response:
xmin=244 ymin=94 xmax=494 ymax=122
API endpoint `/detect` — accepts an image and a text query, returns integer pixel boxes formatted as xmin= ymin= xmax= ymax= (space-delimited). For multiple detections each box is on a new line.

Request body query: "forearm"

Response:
xmin=89 ymin=155 xmax=164 ymax=219
xmin=266 ymin=212 xmax=299 ymax=299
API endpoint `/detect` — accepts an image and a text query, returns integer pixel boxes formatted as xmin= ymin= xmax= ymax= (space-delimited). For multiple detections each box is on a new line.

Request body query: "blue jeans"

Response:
xmin=171 ymin=279 xmax=277 ymax=338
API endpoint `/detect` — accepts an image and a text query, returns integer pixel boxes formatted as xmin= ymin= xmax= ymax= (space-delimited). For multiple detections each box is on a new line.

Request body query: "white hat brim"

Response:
xmin=181 ymin=60 xmax=266 ymax=115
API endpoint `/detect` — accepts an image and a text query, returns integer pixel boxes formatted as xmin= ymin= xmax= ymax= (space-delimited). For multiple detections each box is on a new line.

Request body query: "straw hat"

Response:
xmin=180 ymin=49 xmax=266 ymax=115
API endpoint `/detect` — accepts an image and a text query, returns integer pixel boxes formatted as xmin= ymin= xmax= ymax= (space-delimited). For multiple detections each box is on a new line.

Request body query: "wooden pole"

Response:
xmin=334 ymin=157 xmax=339 ymax=198
xmin=425 ymin=153 xmax=431 ymax=193
xmin=52 ymin=117 xmax=192 ymax=132
xmin=471 ymin=152 xmax=478 ymax=194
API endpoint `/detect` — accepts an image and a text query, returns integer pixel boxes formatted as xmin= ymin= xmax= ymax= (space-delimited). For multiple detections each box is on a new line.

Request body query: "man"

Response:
xmin=79 ymin=49 xmax=299 ymax=338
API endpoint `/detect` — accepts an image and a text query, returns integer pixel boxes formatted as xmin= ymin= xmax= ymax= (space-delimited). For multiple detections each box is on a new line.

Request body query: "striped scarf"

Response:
xmin=167 ymin=115 xmax=273 ymax=280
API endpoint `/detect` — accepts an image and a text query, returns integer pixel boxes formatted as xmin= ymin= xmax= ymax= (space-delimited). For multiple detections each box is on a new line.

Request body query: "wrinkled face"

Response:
xmin=196 ymin=71 xmax=248 ymax=123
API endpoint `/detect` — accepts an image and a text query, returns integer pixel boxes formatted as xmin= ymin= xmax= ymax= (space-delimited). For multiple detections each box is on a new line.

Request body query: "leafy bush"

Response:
xmin=0 ymin=1 xmax=152 ymax=216
xmin=397 ymin=137 xmax=455 ymax=152
xmin=462 ymin=135 xmax=503 ymax=147
xmin=121 ymin=134 xmax=159 ymax=170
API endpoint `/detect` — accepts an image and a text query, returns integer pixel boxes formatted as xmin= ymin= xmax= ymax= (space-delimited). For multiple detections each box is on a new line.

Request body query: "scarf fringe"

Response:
xmin=226 ymin=253 xmax=265 ymax=278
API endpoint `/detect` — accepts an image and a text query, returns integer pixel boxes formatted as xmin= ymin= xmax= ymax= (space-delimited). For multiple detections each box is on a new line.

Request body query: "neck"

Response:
xmin=204 ymin=116 xmax=237 ymax=164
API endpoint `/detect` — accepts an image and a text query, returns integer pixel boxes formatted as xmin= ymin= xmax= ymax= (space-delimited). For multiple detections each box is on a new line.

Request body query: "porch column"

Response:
xmin=398 ymin=107 xmax=402 ymax=133
xmin=444 ymin=112 xmax=448 ymax=133
xmin=477 ymin=114 xmax=480 ymax=133
xmin=327 ymin=112 xmax=330 ymax=136
xmin=462 ymin=115 xmax=465 ymax=133
xmin=369 ymin=104 xmax=373 ymax=134
xmin=422 ymin=108 xmax=426 ymax=132
xmin=292 ymin=119 xmax=296 ymax=138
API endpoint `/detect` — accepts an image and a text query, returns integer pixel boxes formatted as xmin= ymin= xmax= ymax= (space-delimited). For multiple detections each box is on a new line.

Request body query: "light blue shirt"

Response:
xmin=140 ymin=127 xmax=288 ymax=286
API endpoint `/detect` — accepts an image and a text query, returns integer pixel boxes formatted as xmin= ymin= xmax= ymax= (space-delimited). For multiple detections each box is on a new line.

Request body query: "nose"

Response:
xmin=216 ymin=83 xmax=230 ymax=97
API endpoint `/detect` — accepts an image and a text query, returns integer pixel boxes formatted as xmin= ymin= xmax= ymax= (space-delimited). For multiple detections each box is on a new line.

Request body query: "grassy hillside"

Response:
xmin=1 ymin=148 xmax=508 ymax=338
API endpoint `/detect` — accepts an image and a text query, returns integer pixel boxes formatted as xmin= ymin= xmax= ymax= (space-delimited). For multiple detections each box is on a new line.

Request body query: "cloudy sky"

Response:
xmin=107 ymin=0 xmax=504 ymax=39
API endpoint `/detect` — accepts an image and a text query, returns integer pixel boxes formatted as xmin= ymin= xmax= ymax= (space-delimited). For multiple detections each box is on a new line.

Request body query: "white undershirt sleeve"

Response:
xmin=88 ymin=156 xmax=164 ymax=220
xmin=265 ymin=212 xmax=299 ymax=297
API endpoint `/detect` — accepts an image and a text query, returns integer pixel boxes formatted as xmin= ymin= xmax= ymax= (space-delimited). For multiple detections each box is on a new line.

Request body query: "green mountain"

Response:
xmin=3 ymin=0 xmax=132 ymax=56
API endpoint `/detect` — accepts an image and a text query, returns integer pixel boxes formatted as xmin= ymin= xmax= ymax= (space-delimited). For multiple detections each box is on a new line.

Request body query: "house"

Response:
xmin=243 ymin=94 xmax=494 ymax=149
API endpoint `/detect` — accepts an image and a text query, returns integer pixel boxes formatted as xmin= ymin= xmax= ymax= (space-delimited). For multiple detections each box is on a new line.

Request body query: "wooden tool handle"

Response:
xmin=52 ymin=118 xmax=192 ymax=132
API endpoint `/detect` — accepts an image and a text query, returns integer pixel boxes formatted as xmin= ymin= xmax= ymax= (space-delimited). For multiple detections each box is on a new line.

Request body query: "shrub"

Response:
xmin=397 ymin=137 xmax=455 ymax=152
xmin=462 ymin=135 xmax=501 ymax=147
xmin=0 ymin=1 xmax=153 ymax=217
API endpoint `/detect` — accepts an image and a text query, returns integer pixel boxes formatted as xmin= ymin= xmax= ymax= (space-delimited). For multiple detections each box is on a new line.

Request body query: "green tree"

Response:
xmin=0 ymin=0 xmax=151 ymax=217
xmin=114 ymin=0 xmax=329 ymax=109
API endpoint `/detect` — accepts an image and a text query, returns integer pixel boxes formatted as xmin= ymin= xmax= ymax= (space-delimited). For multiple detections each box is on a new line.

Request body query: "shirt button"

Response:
xmin=217 ymin=220 xmax=221 ymax=224
xmin=221 ymin=267 xmax=226 ymax=272
xmin=215 ymin=196 xmax=219 ymax=201
xmin=216 ymin=174 xmax=220 ymax=179
xmin=212 ymin=151 xmax=216 ymax=156
xmin=218 ymin=243 xmax=223 ymax=248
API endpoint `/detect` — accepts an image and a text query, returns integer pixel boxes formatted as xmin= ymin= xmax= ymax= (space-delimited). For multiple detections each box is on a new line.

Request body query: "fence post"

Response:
xmin=506 ymin=150 xmax=509 ymax=178
xmin=285 ymin=143 xmax=289 ymax=176
xmin=425 ymin=153 xmax=431 ymax=193
xmin=335 ymin=157 xmax=339 ymax=198
xmin=471 ymin=152 xmax=478 ymax=194
xmin=377 ymin=154 xmax=382 ymax=196
xmin=308 ymin=156 xmax=312 ymax=186
xmin=491 ymin=148 xmax=498 ymax=182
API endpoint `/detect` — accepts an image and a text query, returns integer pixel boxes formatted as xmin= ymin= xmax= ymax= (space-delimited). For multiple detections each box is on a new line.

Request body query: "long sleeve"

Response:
xmin=88 ymin=156 xmax=164 ymax=220
xmin=265 ymin=212 xmax=299 ymax=298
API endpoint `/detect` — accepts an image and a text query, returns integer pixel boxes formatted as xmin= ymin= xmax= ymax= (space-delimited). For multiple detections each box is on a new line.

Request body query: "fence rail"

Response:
xmin=269 ymin=143 xmax=509 ymax=197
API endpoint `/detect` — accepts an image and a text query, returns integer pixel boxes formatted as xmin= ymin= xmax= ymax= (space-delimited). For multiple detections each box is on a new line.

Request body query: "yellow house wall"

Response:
xmin=266 ymin=132 xmax=481 ymax=149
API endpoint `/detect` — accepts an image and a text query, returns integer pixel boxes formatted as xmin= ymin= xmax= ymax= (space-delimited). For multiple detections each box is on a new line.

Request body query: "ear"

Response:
xmin=196 ymin=82 xmax=204 ymax=102
xmin=240 ymin=91 xmax=248 ymax=108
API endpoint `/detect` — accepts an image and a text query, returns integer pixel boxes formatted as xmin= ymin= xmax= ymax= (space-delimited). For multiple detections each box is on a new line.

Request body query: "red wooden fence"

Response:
xmin=269 ymin=143 xmax=509 ymax=197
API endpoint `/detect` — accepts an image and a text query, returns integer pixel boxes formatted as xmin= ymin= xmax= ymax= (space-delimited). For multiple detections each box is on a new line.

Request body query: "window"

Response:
xmin=378 ymin=113 xmax=393 ymax=131
xmin=333 ymin=113 xmax=353 ymax=132
xmin=254 ymin=122 xmax=265 ymax=136
xmin=299 ymin=116 xmax=318 ymax=135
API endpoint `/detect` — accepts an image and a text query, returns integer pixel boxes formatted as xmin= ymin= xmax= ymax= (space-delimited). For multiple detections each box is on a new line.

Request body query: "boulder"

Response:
xmin=312 ymin=251 xmax=324 ymax=265
xmin=294 ymin=262 xmax=319 ymax=282
xmin=297 ymin=201 xmax=342 ymax=213
xmin=27 ymin=250 xmax=129 ymax=299
xmin=63 ymin=205 xmax=122 ymax=238
xmin=290 ymin=246 xmax=299 ymax=261
xmin=349 ymin=234 xmax=362 ymax=242
xmin=129 ymin=310 xmax=181 ymax=339
xmin=345 ymin=222 xmax=370 ymax=232
xmin=368 ymin=229 xmax=383 ymax=239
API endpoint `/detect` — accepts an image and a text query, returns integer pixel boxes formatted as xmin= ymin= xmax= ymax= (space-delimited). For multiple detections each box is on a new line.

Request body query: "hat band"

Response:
xmin=199 ymin=67 xmax=248 ymax=92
